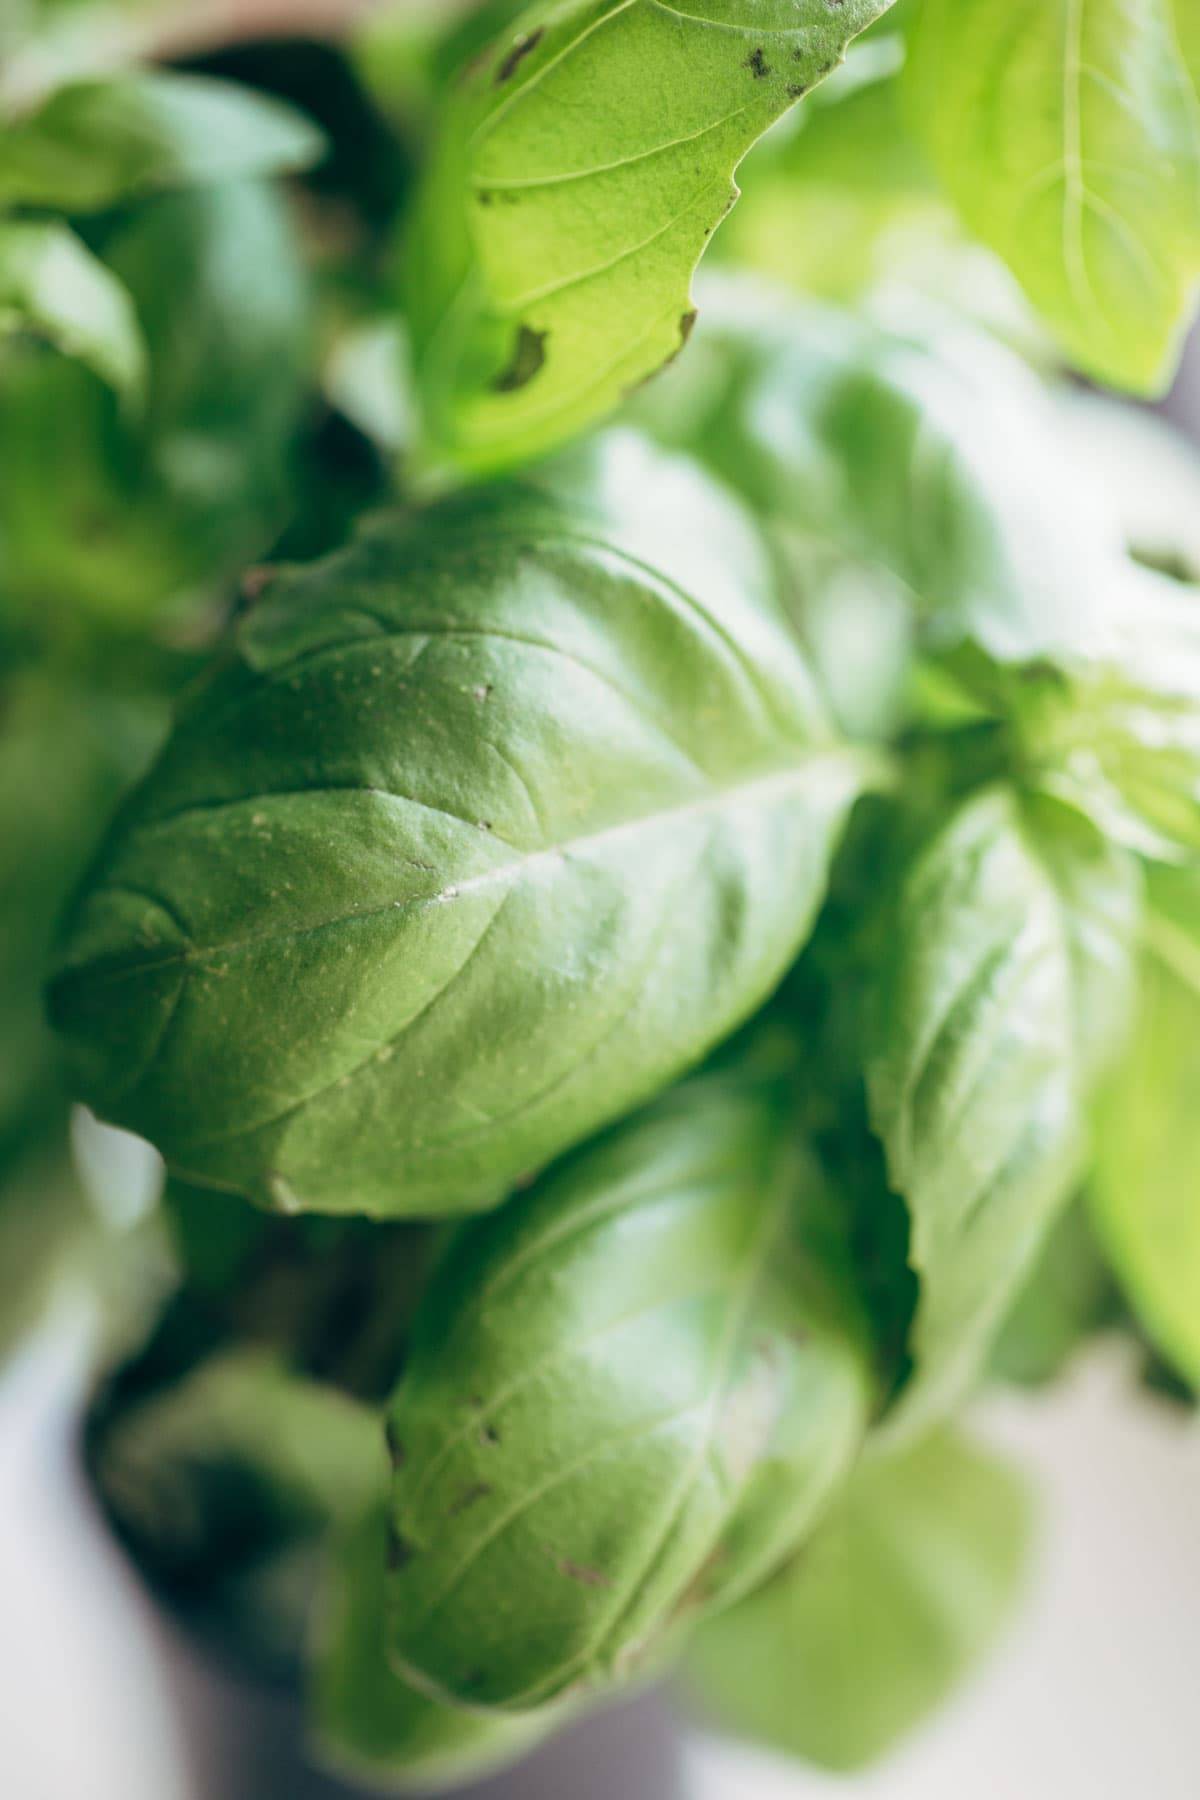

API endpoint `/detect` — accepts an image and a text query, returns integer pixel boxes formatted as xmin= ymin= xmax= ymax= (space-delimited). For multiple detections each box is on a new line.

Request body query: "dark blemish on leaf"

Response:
xmin=479 ymin=1422 xmax=501 ymax=1447
xmin=477 ymin=819 xmax=493 ymax=832
xmin=679 ymin=308 xmax=697 ymax=347
xmin=387 ymin=1524 xmax=416 ymax=1573
xmin=239 ymin=565 xmax=278 ymax=605
xmin=492 ymin=324 xmax=547 ymax=393
xmin=557 ymin=1557 xmax=612 ymax=1588
xmin=745 ymin=47 xmax=771 ymax=79
xmin=478 ymin=189 xmax=494 ymax=206
xmin=385 ymin=1418 xmax=406 ymax=1468
xmin=473 ymin=683 xmax=493 ymax=703
xmin=786 ymin=83 xmax=806 ymax=99
xmin=496 ymin=26 xmax=544 ymax=84
xmin=449 ymin=1482 xmax=494 ymax=1517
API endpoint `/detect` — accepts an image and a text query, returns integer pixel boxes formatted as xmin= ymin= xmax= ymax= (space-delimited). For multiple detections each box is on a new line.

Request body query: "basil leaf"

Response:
xmin=989 ymin=1198 xmax=1114 ymax=1389
xmin=715 ymin=31 xmax=943 ymax=300
xmin=0 ymin=72 xmax=324 ymax=212
xmin=906 ymin=0 xmax=1200 ymax=394
xmin=0 ymin=181 xmax=312 ymax=624
xmin=92 ymin=1347 xmax=381 ymax=1669
xmin=0 ymin=219 xmax=144 ymax=402
xmin=50 ymin=433 xmax=873 ymax=1217
xmin=636 ymin=281 xmax=1105 ymax=665
xmin=683 ymin=1426 xmax=1032 ymax=1771
xmin=405 ymin=0 xmax=897 ymax=472
xmin=1017 ymin=568 xmax=1200 ymax=862
xmin=1090 ymin=865 xmax=1200 ymax=1387
xmin=313 ymin=1505 xmax=556 ymax=1790
xmin=0 ymin=674 xmax=165 ymax=1179
xmin=868 ymin=788 xmax=1140 ymax=1437
xmin=384 ymin=1054 xmax=874 ymax=1709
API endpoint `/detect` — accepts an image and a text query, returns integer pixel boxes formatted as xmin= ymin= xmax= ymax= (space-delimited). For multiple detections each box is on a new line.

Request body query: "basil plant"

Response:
xmin=7 ymin=0 xmax=1200 ymax=1788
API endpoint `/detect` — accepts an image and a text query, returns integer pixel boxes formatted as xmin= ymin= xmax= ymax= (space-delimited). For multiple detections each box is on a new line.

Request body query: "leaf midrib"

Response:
xmin=79 ymin=756 xmax=861 ymax=985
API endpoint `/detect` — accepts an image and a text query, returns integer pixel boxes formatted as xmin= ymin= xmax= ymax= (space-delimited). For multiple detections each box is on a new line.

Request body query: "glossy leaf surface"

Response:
xmin=50 ymin=435 xmax=871 ymax=1216
xmin=385 ymin=1056 xmax=874 ymax=1709
xmin=869 ymin=788 xmax=1140 ymax=1435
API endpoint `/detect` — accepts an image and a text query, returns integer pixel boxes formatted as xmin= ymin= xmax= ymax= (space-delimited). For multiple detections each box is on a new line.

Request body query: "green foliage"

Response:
xmin=868 ymin=788 xmax=1140 ymax=1436
xmin=907 ymin=0 xmax=1200 ymax=394
xmin=683 ymin=1427 xmax=1032 ymax=1769
xmin=0 ymin=218 xmax=144 ymax=400
xmin=92 ymin=1346 xmax=383 ymax=1669
xmin=404 ymin=0 xmax=897 ymax=472
xmin=1091 ymin=864 xmax=1200 ymax=1388
xmin=0 ymin=71 xmax=323 ymax=211
xmin=990 ymin=1199 xmax=1114 ymax=1389
xmin=313 ymin=1505 xmax=556 ymax=1790
xmin=6 ymin=1 xmax=1200 ymax=1785
xmin=635 ymin=280 xmax=1103 ymax=665
xmin=1015 ymin=567 xmax=1200 ymax=862
xmin=50 ymin=433 xmax=873 ymax=1216
xmin=0 ymin=180 xmax=312 ymax=626
xmin=385 ymin=1051 xmax=873 ymax=1709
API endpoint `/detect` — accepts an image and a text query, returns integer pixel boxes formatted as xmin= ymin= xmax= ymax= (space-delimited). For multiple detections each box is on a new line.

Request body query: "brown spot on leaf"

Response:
xmin=479 ymin=1422 xmax=501 ymax=1447
xmin=787 ymin=83 xmax=806 ymax=99
xmin=745 ymin=47 xmax=771 ymax=79
xmin=449 ymin=1482 xmax=494 ymax=1518
xmin=558 ymin=1557 xmax=612 ymax=1589
xmin=679 ymin=308 xmax=697 ymax=347
xmin=473 ymin=682 xmax=493 ymax=703
xmin=492 ymin=324 xmax=547 ymax=393
xmin=239 ymin=565 xmax=278 ymax=604
xmin=496 ymin=26 xmax=544 ymax=84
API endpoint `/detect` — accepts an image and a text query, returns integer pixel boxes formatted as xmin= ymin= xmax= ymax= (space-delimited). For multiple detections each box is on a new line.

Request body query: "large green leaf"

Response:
xmin=49 ymin=433 xmax=873 ymax=1217
xmin=868 ymin=787 xmax=1140 ymax=1437
xmin=312 ymin=1505 xmax=556 ymax=1791
xmin=1090 ymin=864 xmax=1200 ymax=1387
xmin=404 ymin=0 xmax=896 ymax=472
xmin=0 ymin=180 xmax=312 ymax=624
xmin=0 ymin=219 xmax=144 ymax=401
xmin=907 ymin=0 xmax=1200 ymax=394
xmin=384 ymin=1052 xmax=874 ymax=1710
xmin=0 ymin=71 xmax=323 ymax=212
xmin=635 ymin=281 xmax=1107 ymax=666
xmin=683 ymin=1426 xmax=1032 ymax=1771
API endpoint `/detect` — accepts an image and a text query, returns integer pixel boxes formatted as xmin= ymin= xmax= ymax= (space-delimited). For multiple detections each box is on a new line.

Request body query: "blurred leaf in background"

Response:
xmin=683 ymin=1427 xmax=1032 ymax=1770
xmin=0 ymin=178 xmax=313 ymax=633
xmin=1091 ymin=865 xmax=1200 ymax=1391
